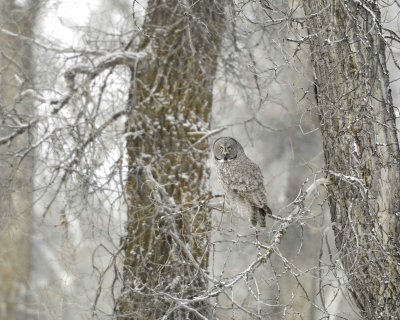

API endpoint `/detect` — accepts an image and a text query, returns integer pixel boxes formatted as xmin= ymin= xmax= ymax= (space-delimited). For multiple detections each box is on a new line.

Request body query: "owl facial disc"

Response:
xmin=213 ymin=136 xmax=242 ymax=162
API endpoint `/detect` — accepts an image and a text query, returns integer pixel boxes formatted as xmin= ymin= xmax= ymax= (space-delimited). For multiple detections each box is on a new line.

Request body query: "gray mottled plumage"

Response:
xmin=213 ymin=136 xmax=273 ymax=227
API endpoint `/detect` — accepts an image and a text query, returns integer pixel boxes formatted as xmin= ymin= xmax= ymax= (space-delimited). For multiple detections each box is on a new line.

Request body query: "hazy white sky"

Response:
xmin=40 ymin=0 xmax=92 ymax=45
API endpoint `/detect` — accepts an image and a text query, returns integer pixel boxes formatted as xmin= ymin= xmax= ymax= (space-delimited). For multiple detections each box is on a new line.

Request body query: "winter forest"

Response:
xmin=1 ymin=0 xmax=400 ymax=319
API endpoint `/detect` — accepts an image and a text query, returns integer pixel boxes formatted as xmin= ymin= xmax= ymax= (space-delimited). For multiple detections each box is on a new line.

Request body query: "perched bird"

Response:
xmin=213 ymin=136 xmax=273 ymax=227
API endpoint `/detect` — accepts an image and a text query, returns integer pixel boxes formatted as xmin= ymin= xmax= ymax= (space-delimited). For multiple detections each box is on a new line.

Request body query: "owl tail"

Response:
xmin=251 ymin=205 xmax=272 ymax=227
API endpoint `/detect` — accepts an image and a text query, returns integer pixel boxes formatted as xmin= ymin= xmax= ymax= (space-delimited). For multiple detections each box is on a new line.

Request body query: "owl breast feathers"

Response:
xmin=213 ymin=136 xmax=273 ymax=227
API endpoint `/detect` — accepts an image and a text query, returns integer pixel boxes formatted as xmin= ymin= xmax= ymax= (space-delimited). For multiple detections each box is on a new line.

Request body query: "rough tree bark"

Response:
xmin=0 ymin=1 xmax=37 ymax=319
xmin=302 ymin=0 xmax=400 ymax=318
xmin=115 ymin=1 xmax=225 ymax=319
xmin=0 ymin=1 xmax=38 ymax=318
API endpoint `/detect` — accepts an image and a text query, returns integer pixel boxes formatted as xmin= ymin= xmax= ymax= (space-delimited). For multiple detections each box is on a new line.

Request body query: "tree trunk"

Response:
xmin=115 ymin=1 xmax=225 ymax=319
xmin=0 ymin=1 xmax=37 ymax=318
xmin=302 ymin=0 xmax=400 ymax=318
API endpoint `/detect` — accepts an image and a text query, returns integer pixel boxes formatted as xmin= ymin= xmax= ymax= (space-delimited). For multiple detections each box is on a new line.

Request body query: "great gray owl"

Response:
xmin=213 ymin=136 xmax=273 ymax=227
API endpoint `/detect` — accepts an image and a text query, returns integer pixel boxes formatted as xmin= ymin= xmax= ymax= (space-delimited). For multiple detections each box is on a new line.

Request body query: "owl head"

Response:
xmin=213 ymin=136 xmax=244 ymax=162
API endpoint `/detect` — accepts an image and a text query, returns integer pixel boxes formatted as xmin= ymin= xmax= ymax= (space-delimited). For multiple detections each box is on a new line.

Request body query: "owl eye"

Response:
xmin=219 ymin=146 xmax=224 ymax=152
xmin=227 ymin=146 xmax=232 ymax=152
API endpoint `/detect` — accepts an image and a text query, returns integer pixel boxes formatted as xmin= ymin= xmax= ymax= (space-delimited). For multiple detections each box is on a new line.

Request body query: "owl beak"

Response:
xmin=221 ymin=148 xmax=230 ymax=160
xmin=221 ymin=149 xmax=229 ymax=156
xmin=221 ymin=152 xmax=229 ymax=161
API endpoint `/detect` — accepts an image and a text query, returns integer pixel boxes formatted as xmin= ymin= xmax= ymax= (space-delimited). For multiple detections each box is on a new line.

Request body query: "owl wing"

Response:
xmin=228 ymin=161 xmax=265 ymax=193
xmin=228 ymin=161 xmax=268 ymax=208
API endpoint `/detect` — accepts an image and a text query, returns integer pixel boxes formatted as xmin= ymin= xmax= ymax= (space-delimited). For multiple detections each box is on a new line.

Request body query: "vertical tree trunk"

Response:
xmin=115 ymin=1 xmax=225 ymax=319
xmin=0 ymin=1 xmax=37 ymax=318
xmin=302 ymin=0 xmax=400 ymax=318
